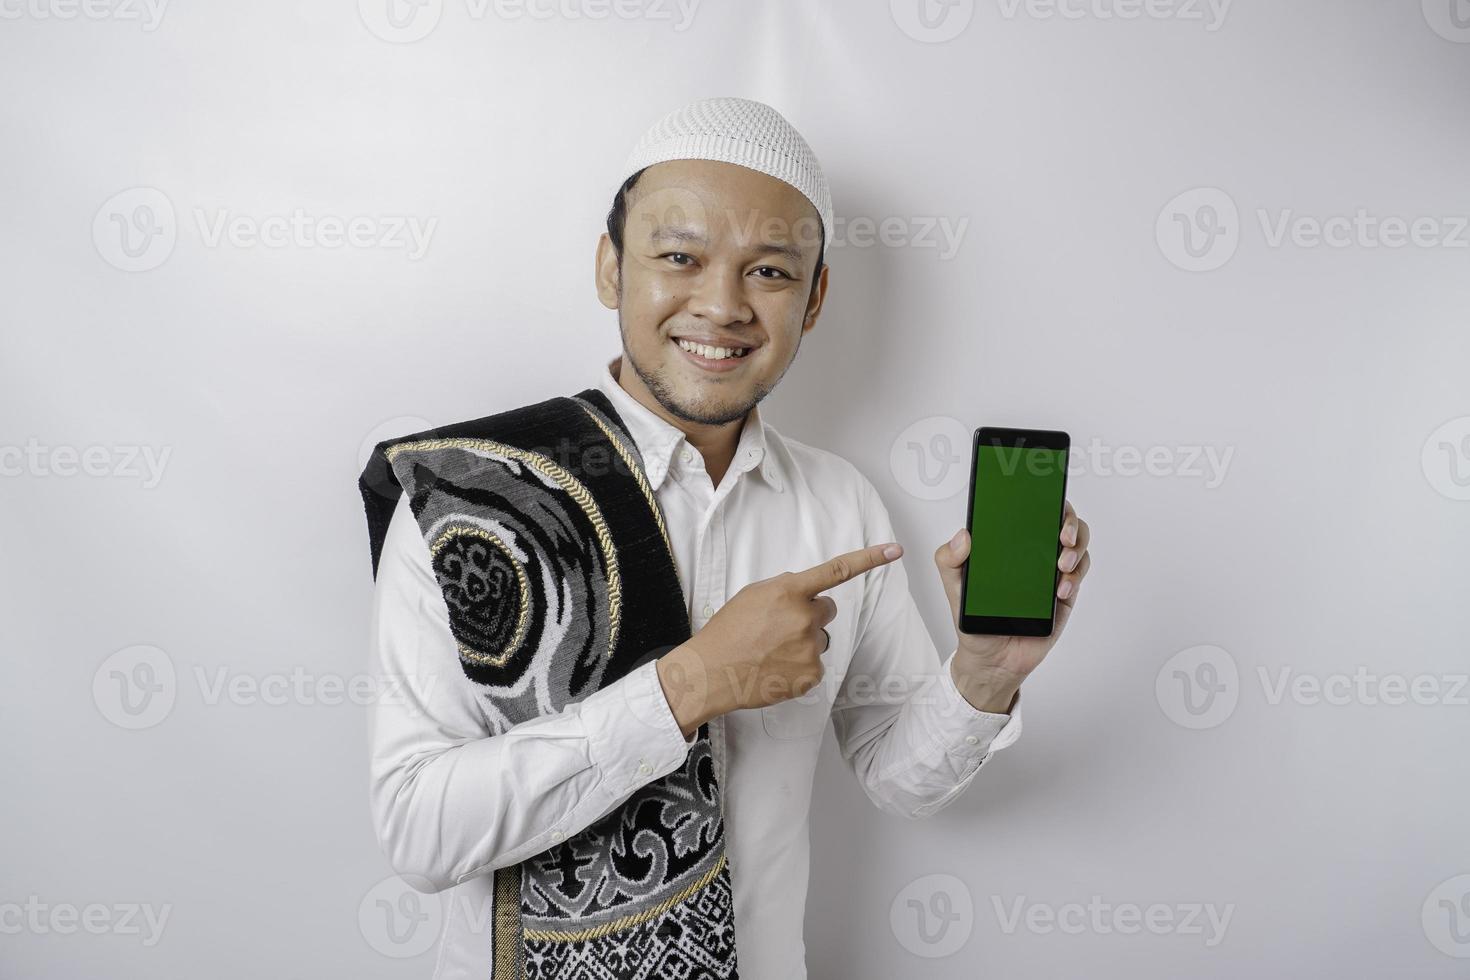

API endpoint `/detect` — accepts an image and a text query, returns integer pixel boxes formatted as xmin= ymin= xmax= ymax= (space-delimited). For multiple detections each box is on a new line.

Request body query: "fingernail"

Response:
xmin=883 ymin=544 xmax=902 ymax=559
xmin=1058 ymin=581 xmax=1073 ymax=598
xmin=949 ymin=529 xmax=965 ymax=554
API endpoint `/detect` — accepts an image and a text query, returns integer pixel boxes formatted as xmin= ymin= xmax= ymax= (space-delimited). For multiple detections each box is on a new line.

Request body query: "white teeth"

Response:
xmin=676 ymin=338 xmax=748 ymax=360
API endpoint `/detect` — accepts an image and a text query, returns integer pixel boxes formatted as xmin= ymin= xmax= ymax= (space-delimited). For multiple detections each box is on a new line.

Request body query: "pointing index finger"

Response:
xmin=788 ymin=543 xmax=903 ymax=597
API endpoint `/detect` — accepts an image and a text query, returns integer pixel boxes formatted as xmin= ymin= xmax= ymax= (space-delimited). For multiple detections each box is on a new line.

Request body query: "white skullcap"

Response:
xmin=616 ymin=96 xmax=833 ymax=260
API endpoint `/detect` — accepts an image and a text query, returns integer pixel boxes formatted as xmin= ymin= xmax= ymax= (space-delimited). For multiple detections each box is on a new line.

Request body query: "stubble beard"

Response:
xmin=616 ymin=304 xmax=800 ymax=428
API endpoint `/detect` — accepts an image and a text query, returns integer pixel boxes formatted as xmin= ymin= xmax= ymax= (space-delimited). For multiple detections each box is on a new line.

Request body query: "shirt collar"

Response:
xmin=595 ymin=355 xmax=785 ymax=494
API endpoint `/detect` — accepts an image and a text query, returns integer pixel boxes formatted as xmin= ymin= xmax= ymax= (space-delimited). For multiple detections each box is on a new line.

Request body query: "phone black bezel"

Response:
xmin=957 ymin=426 xmax=1072 ymax=637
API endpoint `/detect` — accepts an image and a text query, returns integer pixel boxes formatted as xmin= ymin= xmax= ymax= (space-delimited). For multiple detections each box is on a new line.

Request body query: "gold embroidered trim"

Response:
xmin=386 ymin=437 xmax=621 ymax=661
xmin=428 ymin=526 xmax=530 ymax=667
xmin=573 ymin=402 xmax=676 ymax=569
xmin=491 ymin=864 xmax=523 ymax=980
xmin=522 ymin=853 xmax=726 ymax=944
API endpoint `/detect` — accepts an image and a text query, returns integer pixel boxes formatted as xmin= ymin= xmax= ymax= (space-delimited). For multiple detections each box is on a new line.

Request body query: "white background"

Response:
xmin=3 ymin=0 xmax=1469 ymax=976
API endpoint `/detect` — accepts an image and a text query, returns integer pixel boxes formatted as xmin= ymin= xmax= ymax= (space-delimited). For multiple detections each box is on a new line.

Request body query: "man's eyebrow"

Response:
xmin=648 ymin=226 xmax=707 ymax=247
xmin=648 ymin=225 xmax=806 ymax=264
xmin=750 ymin=241 xmax=806 ymax=263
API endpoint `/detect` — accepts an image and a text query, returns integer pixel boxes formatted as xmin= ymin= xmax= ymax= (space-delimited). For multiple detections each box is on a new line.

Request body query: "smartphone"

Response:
xmin=958 ymin=427 xmax=1071 ymax=637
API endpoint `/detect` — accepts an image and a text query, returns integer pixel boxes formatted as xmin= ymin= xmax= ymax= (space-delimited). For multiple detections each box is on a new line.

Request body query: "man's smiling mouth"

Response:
xmin=674 ymin=337 xmax=752 ymax=360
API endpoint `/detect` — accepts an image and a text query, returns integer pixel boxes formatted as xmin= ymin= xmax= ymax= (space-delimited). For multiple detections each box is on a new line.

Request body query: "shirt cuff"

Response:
xmin=922 ymin=649 xmax=1024 ymax=762
xmin=581 ymin=659 xmax=695 ymax=800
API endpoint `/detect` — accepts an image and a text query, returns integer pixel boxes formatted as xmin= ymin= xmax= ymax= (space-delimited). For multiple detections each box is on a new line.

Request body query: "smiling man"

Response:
xmin=359 ymin=96 xmax=1091 ymax=980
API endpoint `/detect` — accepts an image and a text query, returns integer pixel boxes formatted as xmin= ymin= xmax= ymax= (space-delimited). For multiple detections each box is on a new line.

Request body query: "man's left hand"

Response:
xmin=933 ymin=500 xmax=1091 ymax=713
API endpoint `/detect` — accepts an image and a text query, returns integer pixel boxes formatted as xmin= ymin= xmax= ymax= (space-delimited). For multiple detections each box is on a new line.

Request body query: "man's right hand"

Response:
xmin=655 ymin=542 xmax=904 ymax=740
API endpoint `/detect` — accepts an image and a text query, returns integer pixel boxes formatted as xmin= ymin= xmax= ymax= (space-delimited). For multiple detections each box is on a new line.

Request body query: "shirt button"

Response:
xmin=638 ymin=760 xmax=651 ymax=775
xmin=702 ymin=603 xmax=714 ymax=617
xmin=965 ymin=735 xmax=979 ymax=745
xmin=550 ymin=830 xmax=564 ymax=842
xmin=680 ymin=449 xmax=693 ymax=463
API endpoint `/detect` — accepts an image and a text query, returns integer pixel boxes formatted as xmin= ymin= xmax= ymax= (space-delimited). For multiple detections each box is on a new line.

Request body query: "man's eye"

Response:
xmin=662 ymin=252 xmax=694 ymax=266
xmin=752 ymin=266 xmax=792 ymax=280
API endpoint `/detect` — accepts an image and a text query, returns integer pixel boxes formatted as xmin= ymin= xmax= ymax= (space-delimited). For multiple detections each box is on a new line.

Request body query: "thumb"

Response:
xmin=934 ymin=528 xmax=969 ymax=614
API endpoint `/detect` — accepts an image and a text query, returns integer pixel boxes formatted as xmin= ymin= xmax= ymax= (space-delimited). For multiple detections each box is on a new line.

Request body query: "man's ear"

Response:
xmin=801 ymin=262 xmax=829 ymax=334
xmin=594 ymin=233 xmax=621 ymax=310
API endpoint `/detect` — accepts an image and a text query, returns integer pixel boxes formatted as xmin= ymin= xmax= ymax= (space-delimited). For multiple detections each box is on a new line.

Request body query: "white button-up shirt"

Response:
xmin=367 ymin=355 xmax=1022 ymax=980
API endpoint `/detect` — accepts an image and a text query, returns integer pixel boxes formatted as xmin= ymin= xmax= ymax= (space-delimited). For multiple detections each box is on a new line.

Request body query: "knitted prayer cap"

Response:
xmin=617 ymin=96 xmax=834 ymax=260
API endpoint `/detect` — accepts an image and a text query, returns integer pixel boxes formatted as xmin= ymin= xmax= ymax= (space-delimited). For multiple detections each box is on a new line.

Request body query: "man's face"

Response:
xmin=595 ymin=159 xmax=828 ymax=428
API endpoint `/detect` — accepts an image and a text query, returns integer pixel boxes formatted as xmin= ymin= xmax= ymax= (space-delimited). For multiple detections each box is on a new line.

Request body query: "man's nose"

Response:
xmin=686 ymin=264 xmax=753 ymax=327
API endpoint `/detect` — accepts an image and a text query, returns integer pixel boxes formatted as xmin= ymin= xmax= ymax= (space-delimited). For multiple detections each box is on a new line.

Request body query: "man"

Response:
xmin=361 ymin=96 xmax=1091 ymax=980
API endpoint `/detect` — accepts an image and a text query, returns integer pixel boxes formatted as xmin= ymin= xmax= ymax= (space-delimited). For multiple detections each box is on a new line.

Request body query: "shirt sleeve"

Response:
xmin=829 ymin=473 xmax=1023 ymax=819
xmin=367 ymin=494 xmax=695 ymax=892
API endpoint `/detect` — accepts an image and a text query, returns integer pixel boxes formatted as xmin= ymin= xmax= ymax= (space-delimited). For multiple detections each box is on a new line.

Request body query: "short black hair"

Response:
xmin=605 ymin=166 xmax=826 ymax=299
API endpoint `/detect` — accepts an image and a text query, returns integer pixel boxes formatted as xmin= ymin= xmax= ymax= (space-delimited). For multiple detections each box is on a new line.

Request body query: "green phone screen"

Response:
xmin=963 ymin=444 xmax=1069 ymax=619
